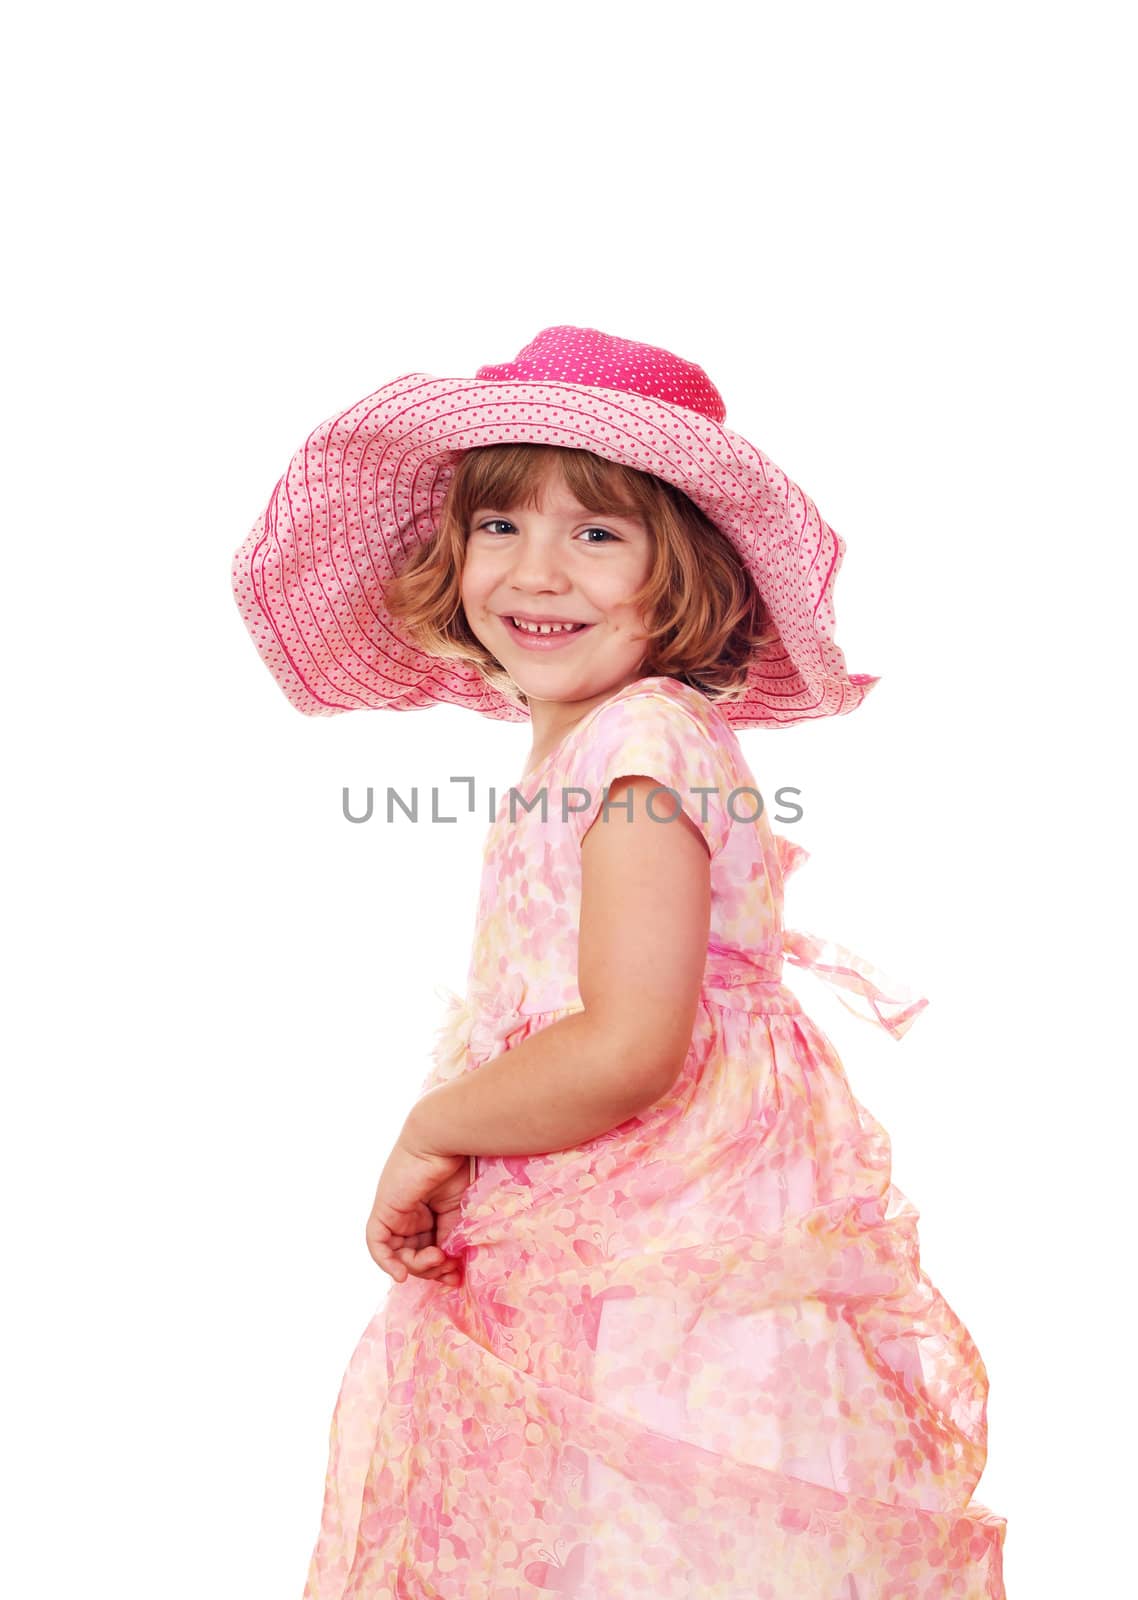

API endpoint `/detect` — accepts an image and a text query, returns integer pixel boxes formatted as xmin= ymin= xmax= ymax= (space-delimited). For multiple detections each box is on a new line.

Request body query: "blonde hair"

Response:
xmin=384 ymin=444 xmax=780 ymax=711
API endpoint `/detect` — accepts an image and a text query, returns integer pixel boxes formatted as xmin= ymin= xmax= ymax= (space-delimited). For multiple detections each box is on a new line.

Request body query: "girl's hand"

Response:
xmin=392 ymin=1160 xmax=473 ymax=1288
xmin=365 ymin=1132 xmax=471 ymax=1288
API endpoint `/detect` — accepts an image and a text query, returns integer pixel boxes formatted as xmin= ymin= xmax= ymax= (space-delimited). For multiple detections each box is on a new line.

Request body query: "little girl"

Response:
xmin=232 ymin=326 xmax=1007 ymax=1599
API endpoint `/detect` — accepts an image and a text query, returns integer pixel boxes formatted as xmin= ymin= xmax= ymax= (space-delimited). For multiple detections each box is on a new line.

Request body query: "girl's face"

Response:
xmin=460 ymin=462 xmax=654 ymax=708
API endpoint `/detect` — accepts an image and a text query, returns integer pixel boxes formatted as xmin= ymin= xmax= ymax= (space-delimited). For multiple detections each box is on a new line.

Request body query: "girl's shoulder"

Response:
xmin=563 ymin=676 xmax=742 ymax=855
xmin=576 ymin=674 xmax=739 ymax=762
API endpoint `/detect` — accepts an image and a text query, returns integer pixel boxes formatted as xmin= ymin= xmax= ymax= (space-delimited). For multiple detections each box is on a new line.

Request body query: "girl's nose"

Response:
xmin=507 ymin=540 xmax=570 ymax=591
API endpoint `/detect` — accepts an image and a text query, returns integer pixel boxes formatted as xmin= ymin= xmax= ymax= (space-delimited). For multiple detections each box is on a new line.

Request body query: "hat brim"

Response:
xmin=231 ymin=373 xmax=878 ymax=727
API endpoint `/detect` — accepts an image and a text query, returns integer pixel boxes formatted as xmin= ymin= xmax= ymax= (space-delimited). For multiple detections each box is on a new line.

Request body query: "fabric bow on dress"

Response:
xmin=426 ymin=971 xmax=530 ymax=1081
xmin=458 ymin=970 xmax=531 ymax=1065
xmin=772 ymin=834 xmax=929 ymax=1042
xmin=423 ymin=971 xmax=531 ymax=1182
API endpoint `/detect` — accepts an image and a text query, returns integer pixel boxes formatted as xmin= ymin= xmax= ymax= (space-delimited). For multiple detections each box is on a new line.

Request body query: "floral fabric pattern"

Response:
xmin=302 ymin=676 xmax=1006 ymax=1598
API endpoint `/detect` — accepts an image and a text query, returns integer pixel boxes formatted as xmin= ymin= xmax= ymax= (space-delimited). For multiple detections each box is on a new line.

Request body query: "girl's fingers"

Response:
xmin=371 ymin=1235 xmax=417 ymax=1280
xmin=369 ymin=1217 xmax=462 ymax=1284
xmin=374 ymin=1226 xmax=432 ymax=1247
xmin=402 ymin=1248 xmax=444 ymax=1273
xmin=397 ymin=1244 xmax=461 ymax=1282
xmin=407 ymin=1246 xmax=445 ymax=1265
xmin=369 ymin=1226 xmax=433 ymax=1260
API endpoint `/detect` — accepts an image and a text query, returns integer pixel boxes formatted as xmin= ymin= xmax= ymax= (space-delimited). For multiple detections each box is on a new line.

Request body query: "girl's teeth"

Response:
xmin=512 ymin=618 xmax=583 ymax=634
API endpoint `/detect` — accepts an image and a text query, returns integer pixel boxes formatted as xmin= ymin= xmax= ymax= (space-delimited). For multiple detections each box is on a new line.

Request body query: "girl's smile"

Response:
xmin=495 ymin=613 xmax=593 ymax=649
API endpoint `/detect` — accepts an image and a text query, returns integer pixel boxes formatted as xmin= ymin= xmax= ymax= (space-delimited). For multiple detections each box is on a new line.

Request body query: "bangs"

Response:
xmin=448 ymin=444 xmax=658 ymax=529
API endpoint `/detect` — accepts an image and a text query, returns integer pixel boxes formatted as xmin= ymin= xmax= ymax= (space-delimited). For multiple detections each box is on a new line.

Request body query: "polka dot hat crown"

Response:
xmin=231 ymin=325 xmax=880 ymax=726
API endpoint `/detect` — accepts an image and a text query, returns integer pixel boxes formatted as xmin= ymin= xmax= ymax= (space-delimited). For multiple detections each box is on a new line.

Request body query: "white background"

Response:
xmin=4 ymin=3 xmax=1133 ymax=1595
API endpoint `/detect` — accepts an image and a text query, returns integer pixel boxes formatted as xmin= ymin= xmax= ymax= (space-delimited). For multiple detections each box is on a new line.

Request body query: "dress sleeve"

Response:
xmin=566 ymin=689 xmax=732 ymax=857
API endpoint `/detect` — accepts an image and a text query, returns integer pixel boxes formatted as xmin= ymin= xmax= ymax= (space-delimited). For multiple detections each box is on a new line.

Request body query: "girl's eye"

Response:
xmin=473 ymin=518 xmax=619 ymax=543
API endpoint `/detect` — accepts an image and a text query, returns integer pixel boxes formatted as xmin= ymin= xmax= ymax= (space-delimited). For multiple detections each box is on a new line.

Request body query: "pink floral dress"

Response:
xmin=302 ymin=675 xmax=1007 ymax=1599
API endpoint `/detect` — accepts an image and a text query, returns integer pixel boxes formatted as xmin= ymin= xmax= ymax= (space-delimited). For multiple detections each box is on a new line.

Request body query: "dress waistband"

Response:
xmin=444 ymin=920 xmax=927 ymax=1059
xmin=702 ymin=925 xmax=927 ymax=1040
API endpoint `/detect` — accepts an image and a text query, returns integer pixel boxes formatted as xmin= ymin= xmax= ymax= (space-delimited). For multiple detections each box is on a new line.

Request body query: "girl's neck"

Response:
xmin=523 ymin=674 xmax=649 ymax=778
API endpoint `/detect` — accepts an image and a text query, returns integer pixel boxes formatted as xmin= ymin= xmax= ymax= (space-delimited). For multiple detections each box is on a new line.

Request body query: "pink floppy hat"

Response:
xmin=231 ymin=325 xmax=880 ymax=728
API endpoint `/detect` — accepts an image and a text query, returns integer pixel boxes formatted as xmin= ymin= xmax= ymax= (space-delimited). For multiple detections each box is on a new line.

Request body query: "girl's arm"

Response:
xmin=404 ymin=776 xmax=712 ymax=1160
